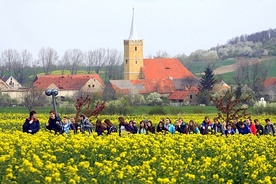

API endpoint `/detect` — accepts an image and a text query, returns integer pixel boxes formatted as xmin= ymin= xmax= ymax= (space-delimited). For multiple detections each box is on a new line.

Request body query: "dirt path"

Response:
xmin=213 ymin=64 xmax=237 ymax=74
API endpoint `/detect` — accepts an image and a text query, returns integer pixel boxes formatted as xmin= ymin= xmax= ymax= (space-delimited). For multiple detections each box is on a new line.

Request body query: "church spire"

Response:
xmin=128 ymin=7 xmax=139 ymax=40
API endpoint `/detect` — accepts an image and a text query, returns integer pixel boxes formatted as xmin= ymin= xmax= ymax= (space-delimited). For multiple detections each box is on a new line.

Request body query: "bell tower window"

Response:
xmin=135 ymin=47 xmax=137 ymax=51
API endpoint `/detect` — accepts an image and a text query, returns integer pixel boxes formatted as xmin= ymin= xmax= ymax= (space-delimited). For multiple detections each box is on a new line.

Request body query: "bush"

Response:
xmin=148 ymin=106 xmax=167 ymax=115
xmin=253 ymin=102 xmax=276 ymax=115
xmin=59 ymin=102 xmax=76 ymax=116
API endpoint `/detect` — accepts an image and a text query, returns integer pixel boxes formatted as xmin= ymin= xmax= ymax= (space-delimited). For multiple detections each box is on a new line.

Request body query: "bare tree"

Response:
xmin=155 ymin=50 xmax=170 ymax=58
xmin=12 ymin=50 xmax=33 ymax=84
xmin=38 ymin=47 xmax=59 ymax=75
xmin=234 ymin=58 xmax=270 ymax=95
xmin=181 ymin=77 xmax=199 ymax=91
xmin=85 ymin=48 xmax=106 ymax=74
xmin=104 ymin=49 xmax=123 ymax=80
xmin=24 ymin=87 xmax=49 ymax=111
xmin=61 ymin=49 xmax=83 ymax=75
xmin=0 ymin=49 xmax=20 ymax=76
xmin=85 ymin=50 xmax=96 ymax=74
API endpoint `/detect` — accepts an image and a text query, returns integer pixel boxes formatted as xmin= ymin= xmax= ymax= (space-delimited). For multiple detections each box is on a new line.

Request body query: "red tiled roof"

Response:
xmin=142 ymin=58 xmax=196 ymax=79
xmin=168 ymin=90 xmax=197 ymax=100
xmin=33 ymin=74 xmax=105 ymax=90
xmin=264 ymin=77 xmax=276 ymax=88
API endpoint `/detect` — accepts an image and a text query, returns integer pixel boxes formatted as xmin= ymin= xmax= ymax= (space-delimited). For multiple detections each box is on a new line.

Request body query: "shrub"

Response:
xmin=148 ymin=106 xmax=166 ymax=115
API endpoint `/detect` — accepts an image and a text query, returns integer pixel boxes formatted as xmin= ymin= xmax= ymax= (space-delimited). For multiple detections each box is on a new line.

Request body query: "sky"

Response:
xmin=0 ymin=0 xmax=276 ymax=58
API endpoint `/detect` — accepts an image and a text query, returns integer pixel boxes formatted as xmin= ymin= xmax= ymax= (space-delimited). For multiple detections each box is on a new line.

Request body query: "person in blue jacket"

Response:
xmin=237 ymin=121 xmax=251 ymax=134
xmin=164 ymin=117 xmax=175 ymax=134
xmin=23 ymin=110 xmax=40 ymax=134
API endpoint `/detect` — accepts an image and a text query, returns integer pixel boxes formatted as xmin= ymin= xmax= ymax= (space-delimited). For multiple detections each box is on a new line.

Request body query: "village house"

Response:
xmin=263 ymin=77 xmax=276 ymax=101
xmin=32 ymin=74 xmax=105 ymax=98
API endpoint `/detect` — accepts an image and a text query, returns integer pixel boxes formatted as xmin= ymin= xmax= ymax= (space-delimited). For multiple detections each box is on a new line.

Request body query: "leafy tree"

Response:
xmin=146 ymin=92 xmax=162 ymax=106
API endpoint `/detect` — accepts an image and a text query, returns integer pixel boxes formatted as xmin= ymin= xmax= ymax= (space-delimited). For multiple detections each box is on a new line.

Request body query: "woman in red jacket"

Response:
xmin=246 ymin=117 xmax=256 ymax=135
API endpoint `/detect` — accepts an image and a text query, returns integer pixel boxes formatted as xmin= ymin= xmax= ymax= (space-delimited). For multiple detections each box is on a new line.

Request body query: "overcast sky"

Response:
xmin=0 ymin=0 xmax=275 ymax=58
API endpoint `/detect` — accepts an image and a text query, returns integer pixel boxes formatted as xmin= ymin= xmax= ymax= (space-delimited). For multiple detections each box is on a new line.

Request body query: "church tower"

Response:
xmin=124 ymin=8 xmax=144 ymax=80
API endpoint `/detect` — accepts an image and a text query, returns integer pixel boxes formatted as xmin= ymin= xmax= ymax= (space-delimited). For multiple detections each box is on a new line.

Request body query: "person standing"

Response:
xmin=23 ymin=110 xmax=40 ymax=134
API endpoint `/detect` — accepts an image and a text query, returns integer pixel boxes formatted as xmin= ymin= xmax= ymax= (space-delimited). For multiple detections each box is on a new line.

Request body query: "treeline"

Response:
xmin=180 ymin=28 xmax=276 ymax=63
xmin=214 ymin=28 xmax=276 ymax=59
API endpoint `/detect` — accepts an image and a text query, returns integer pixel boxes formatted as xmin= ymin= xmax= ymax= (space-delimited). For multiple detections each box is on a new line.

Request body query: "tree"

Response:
xmin=12 ymin=50 xmax=33 ymax=84
xmin=24 ymin=87 xmax=48 ymax=111
xmin=38 ymin=47 xmax=59 ymax=75
xmin=0 ymin=49 xmax=20 ymax=76
xmin=62 ymin=49 xmax=83 ymax=75
xmin=198 ymin=66 xmax=216 ymax=92
xmin=146 ymin=92 xmax=162 ymax=106
xmin=104 ymin=49 xmax=123 ymax=80
xmin=154 ymin=50 xmax=170 ymax=58
xmin=234 ymin=58 xmax=270 ymax=97
xmin=210 ymin=88 xmax=251 ymax=124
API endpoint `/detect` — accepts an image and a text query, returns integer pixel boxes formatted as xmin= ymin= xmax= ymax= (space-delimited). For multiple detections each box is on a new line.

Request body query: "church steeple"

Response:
xmin=128 ymin=7 xmax=139 ymax=40
xmin=124 ymin=8 xmax=144 ymax=80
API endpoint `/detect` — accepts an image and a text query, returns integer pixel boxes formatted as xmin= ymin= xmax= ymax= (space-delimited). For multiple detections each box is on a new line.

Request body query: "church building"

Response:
xmin=109 ymin=8 xmax=199 ymax=103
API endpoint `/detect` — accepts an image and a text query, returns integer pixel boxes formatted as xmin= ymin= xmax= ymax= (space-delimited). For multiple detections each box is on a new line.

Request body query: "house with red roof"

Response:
xmin=32 ymin=74 xmax=105 ymax=97
xmin=263 ymin=77 xmax=276 ymax=101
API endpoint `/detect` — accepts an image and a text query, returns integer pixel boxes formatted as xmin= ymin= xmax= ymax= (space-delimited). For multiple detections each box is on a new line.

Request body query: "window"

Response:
xmin=92 ymin=85 xmax=95 ymax=87
xmin=126 ymin=60 xmax=128 ymax=64
xmin=88 ymin=85 xmax=91 ymax=88
xmin=135 ymin=61 xmax=137 ymax=64
xmin=190 ymin=94 xmax=193 ymax=99
xmin=135 ymin=47 xmax=137 ymax=51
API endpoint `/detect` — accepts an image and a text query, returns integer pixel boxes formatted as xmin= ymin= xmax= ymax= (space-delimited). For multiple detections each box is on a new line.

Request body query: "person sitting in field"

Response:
xmin=104 ymin=119 xmax=117 ymax=134
xmin=156 ymin=121 xmax=167 ymax=134
xmin=175 ymin=118 xmax=187 ymax=134
xmin=137 ymin=120 xmax=147 ymax=134
xmin=46 ymin=110 xmax=64 ymax=134
xmin=118 ymin=116 xmax=133 ymax=136
xmin=62 ymin=116 xmax=71 ymax=134
xmin=129 ymin=120 xmax=138 ymax=134
xmin=95 ymin=119 xmax=105 ymax=136
xmin=254 ymin=119 xmax=263 ymax=135
xmin=23 ymin=110 xmax=40 ymax=134
xmin=224 ymin=123 xmax=235 ymax=136
xmin=146 ymin=120 xmax=155 ymax=134
xmin=263 ymin=118 xmax=275 ymax=135
xmin=79 ymin=114 xmax=93 ymax=135
xmin=237 ymin=121 xmax=251 ymax=135
xmin=212 ymin=117 xmax=224 ymax=134
xmin=164 ymin=117 xmax=175 ymax=134
xmin=70 ymin=117 xmax=79 ymax=134
xmin=200 ymin=116 xmax=213 ymax=135
xmin=246 ymin=117 xmax=257 ymax=135
xmin=186 ymin=120 xmax=200 ymax=134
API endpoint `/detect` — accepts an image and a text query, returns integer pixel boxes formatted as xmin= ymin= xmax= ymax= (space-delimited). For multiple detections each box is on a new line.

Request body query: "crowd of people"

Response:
xmin=22 ymin=110 xmax=276 ymax=136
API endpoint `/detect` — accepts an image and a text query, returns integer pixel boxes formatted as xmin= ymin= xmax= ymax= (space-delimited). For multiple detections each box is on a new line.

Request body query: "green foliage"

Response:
xmin=146 ymin=92 xmax=162 ymax=106
xmin=148 ymin=106 xmax=167 ymax=115
xmin=198 ymin=66 xmax=216 ymax=92
xmin=59 ymin=101 xmax=76 ymax=116
xmin=0 ymin=93 xmax=18 ymax=107
xmin=103 ymin=97 xmax=133 ymax=115
xmin=253 ymin=103 xmax=276 ymax=115
xmin=196 ymin=90 xmax=211 ymax=106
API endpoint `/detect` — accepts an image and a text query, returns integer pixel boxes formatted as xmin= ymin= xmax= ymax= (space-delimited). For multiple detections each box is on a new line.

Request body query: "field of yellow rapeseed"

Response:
xmin=1 ymin=113 xmax=276 ymax=183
